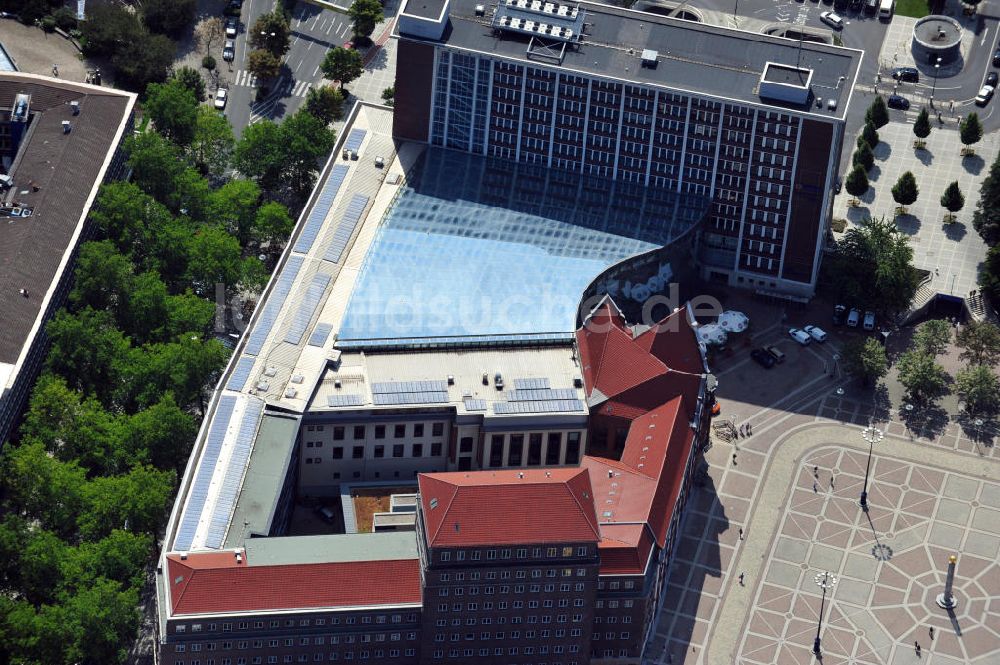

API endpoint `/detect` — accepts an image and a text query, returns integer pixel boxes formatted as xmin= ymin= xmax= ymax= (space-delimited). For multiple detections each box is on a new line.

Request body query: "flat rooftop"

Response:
xmin=243 ymin=531 xmax=418 ymax=566
xmin=399 ymin=0 xmax=863 ymax=120
xmin=337 ymin=146 xmax=708 ymax=346
xmin=0 ymin=74 xmax=134 ymax=383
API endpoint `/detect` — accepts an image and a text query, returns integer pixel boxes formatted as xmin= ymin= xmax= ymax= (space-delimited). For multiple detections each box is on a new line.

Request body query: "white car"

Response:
xmin=214 ymin=88 xmax=228 ymax=110
xmin=789 ymin=328 xmax=812 ymax=346
xmin=975 ymin=85 xmax=994 ymax=106
xmin=803 ymin=325 xmax=828 ymax=342
xmin=225 ymin=17 xmax=239 ymax=38
xmin=863 ymin=311 xmax=876 ymax=331
xmin=820 ymin=11 xmax=844 ymax=28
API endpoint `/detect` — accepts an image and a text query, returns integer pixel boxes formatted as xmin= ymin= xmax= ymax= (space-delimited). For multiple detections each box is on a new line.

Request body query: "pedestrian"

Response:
xmin=732 ymin=452 xmax=738 ymax=465
xmin=738 ymin=527 xmax=744 ymax=540
xmin=747 ymin=422 xmax=752 ymax=435
xmin=739 ymin=424 xmax=745 ymax=437
xmin=929 ymin=626 xmax=934 ymax=640
xmin=52 ymin=64 xmax=58 ymax=77
xmin=915 ymin=641 xmax=921 ymax=656
xmin=813 ymin=465 xmax=819 ymax=478
xmin=830 ymin=475 xmax=835 ymax=489
xmin=950 ymin=100 xmax=954 ymax=112
xmin=738 ymin=572 xmax=745 ymax=585
xmin=813 ymin=481 xmax=818 ymax=493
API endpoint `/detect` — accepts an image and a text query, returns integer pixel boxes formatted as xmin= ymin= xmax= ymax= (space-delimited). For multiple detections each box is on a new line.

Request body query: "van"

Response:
xmin=765 ymin=345 xmax=786 ymax=364
xmin=315 ymin=506 xmax=336 ymax=523
xmin=877 ymin=0 xmax=893 ymax=18
xmin=847 ymin=308 xmax=861 ymax=327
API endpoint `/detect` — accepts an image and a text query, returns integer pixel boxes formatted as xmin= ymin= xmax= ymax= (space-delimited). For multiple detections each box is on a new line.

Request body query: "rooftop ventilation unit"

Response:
xmin=447 ymin=375 xmax=455 ymax=385
xmin=70 ymin=100 xmax=80 ymax=115
xmin=641 ymin=49 xmax=659 ymax=68
xmin=475 ymin=3 xmax=485 ymax=14
xmin=284 ymin=387 xmax=298 ymax=399
xmin=758 ymin=62 xmax=813 ymax=105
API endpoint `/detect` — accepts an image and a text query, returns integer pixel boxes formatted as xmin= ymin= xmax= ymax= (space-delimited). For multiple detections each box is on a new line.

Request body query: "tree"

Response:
xmin=956 ymin=321 xmax=1000 ymax=366
xmin=982 ymin=245 xmax=1000 ymax=303
xmin=254 ymin=201 xmax=295 ymax=246
xmin=842 ymin=337 xmax=888 ymax=386
xmin=844 ymin=164 xmax=869 ymax=204
xmin=164 ymin=291 xmax=216 ymax=340
xmin=70 ymin=241 xmax=132 ymax=316
xmin=125 ymin=336 xmax=229 ymax=409
xmin=125 ymin=128 xmax=185 ymax=205
xmin=78 ymin=465 xmax=176 ymax=539
xmin=897 ymin=350 xmax=950 ymax=402
xmin=348 ymin=0 xmax=384 ymax=40
xmin=233 ymin=119 xmax=286 ymax=189
xmin=913 ymin=107 xmax=931 ymax=145
xmin=45 ymin=308 xmax=131 ymax=398
xmin=852 ymin=142 xmax=874 ymax=171
xmin=865 ymin=95 xmax=889 ymax=129
xmin=912 ymin=319 xmax=951 ymax=356
xmin=955 ymin=365 xmax=1000 ymax=415
xmin=79 ymin=4 xmax=145 ymax=57
xmin=209 ymin=179 xmax=262 ymax=245
xmin=321 ymin=46 xmax=364 ymax=90
xmin=973 ymin=151 xmax=1000 ymax=245
xmin=56 ymin=578 xmax=140 ymax=665
xmin=280 ymin=109 xmax=337 ymax=193
xmin=187 ymin=224 xmax=249 ymax=289
xmin=861 ymin=121 xmax=879 ymax=148
xmin=71 ymin=530 xmax=153 ymax=591
xmin=111 ymin=32 xmax=177 ymax=92
xmin=170 ymin=65 xmax=207 ymax=102
xmin=940 ymin=180 xmax=964 ymax=223
xmin=891 ymin=170 xmax=919 ymax=211
xmin=87 ymin=182 xmax=177 ymax=268
xmin=126 ymin=394 xmax=198 ymax=471
xmin=249 ymin=9 xmax=291 ymax=57
xmin=195 ymin=16 xmax=225 ymax=54
xmin=142 ymin=0 xmax=196 ymax=37
xmin=144 ymin=79 xmax=199 ymax=145
xmin=189 ymin=105 xmax=235 ymax=177
xmin=826 ymin=216 xmax=919 ymax=316
xmin=171 ymin=166 xmax=213 ymax=220
xmin=304 ymin=85 xmax=346 ymax=124
xmin=1 ymin=441 xmax=86 ymax=537
xmin=960 ymin=112 xmax=983 ymax=153
xmin=247 ymin=49 xmax=282 ymax=81
xmin=381 ymin=86 xmax=395 ymax=106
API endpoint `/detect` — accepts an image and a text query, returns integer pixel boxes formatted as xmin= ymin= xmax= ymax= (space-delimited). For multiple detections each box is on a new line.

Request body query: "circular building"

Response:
xmin=912 ymin=16 xmax=962 ymax=66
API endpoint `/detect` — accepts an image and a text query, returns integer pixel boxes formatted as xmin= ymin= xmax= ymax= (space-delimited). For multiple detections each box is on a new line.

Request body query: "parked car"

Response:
xmin=789 ymin=328 xmax=812 ymax=346
xmin=833 ymin=304 xmax=847 ymax=326
xmin=863 ymin=311 xmax=876 ymax=330
xmin=847 ymin=308 xmax=861 ymax=327
xmin=214 ymin=88 xmax=228 ymax=110
xmin=849 ymin=0 xmax=862 ymax=9
xmin=887 ymin=94 xmax=910 ymax=110
xmin=834 ymin=177 xmax=842 ymax=194
xmin=820 ymin=11 xmax=844 ymax=28
xmin=864 ymin=0 xmax=877 ymax=14
xmin=987 ymin=72 xmax=998 ymax=87
xmin=891 ymin=66 xmax=919 ymax=83
xmin=751 ymin=348 xmax=777 ymax=368
xmin=765 ymin=345 xmax=786 ymax=363
xmin=225 ymin=17 xmax=239 ymax=38
xmin=314 ymin=506 xmax=336 ymax=523
xmin=975 ymin=85 xmax=995 ymax=106
xmin=223 ymin=39 xmax=235 ymax=62
xmin=224 ymin=0 xmax=243 ymax=16
xmin=993 ymin=49 xmax=1000 ymax=68
xmin=803 ymin=325 xmax=828 ymax=342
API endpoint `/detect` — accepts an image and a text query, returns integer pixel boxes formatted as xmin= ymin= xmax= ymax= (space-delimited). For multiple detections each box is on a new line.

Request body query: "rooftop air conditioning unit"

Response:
xmin=475 ymin=4 xmax=485 ymax=14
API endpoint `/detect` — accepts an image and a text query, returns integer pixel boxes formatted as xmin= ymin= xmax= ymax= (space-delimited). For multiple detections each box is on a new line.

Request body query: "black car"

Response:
xmin=849 ymin=0 xmax=862 ymax=9
xmin=993 ymin=49 xmax=1000 ymax=68
xmin=887 ymin=94 xmax=910 ymax=110
xmin=988 ymin=72 xmax=999 ymax=87
xmin=891 ymin=67 xmax=919 ymax=83
xmin=832 ymin=304 xmax=847 ymax=326
xmin=224 ymin=0 xmax=243 ymax=16
xmin=750 ymin=348 xmax=776 ymax=369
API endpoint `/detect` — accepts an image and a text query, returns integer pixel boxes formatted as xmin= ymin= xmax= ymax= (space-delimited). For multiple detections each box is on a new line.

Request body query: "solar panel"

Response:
xmin=227 ymin=356 xmax=255 ymax=392
xmin=293 ymin=165 xmax=350 ymax=255
xmin=493 ymin=399 xmax=584 ymax=414
xmin=327 ymin=394 xmax=366 ymax=407
xmin=464 ymin=397 xmax=488 ymax=411
xmin=508 ymin=388 xmax=578 ymax=401
xmin=323 ymin=194 xmax=370 ymax=264
xmin=344 ymin=128 xmax=366 ymax=152
xmin=173 ymin=396 xmax=237 ymax=551
xmin=284 ymin=273 xmax=332 ymax=345
xmin=513 ymin=378 xmax=551 ymax=390
xmin=245 ymin=256 xmax=304 ymax=356
xmin=204 ymin=398 xmax=264 ymax=548
xmin=373 ymin=391 xmax=449 ymax=405
xmin=308 ymin=322 xmax=334 ymax=347
xmin=372 ymin=380 xmax=449 ymax=394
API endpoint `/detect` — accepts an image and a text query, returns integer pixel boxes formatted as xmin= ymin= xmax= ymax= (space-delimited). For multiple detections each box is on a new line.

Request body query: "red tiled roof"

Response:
xmin=635 ymin=307 xmax=706 ymax=375
xmin=597 ymin=525 xmax=655 ymax=576
xmin=418 ymin=468 xmax=601 ymax=548
xmin=166 ymin=554 xmax=421 ymax=616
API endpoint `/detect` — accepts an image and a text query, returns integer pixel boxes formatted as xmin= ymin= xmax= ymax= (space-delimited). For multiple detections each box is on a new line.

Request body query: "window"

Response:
xmin=432 ymin=423 xmax=444 ymax=437
xmin=374 ymin=445 xmax=385 ymax=458
xmin=546 ymin=433 xmax=562 ymax=464
xmin=431 ymin=442 xmax=442 ymax=457
xmin=414 ymin=424 xmax=424 ymax=437
xmin=413 ymin=443 xmax=423 ymax=457
xmin=352 ymin=425 xmax=365 ymax=439
xmin=394 ymin=424 xmax=406 ymax=438
xmin=528 ymin=434 xmax=542 ymax=465
xmin=393 ymin=444 xmax=404 ymax=458
xmin=333 ymin=427 xmax=345 ymax=441
xmin=508 ymin=434 xmax=524 ymax=465
xmin=352 ymin=446 xmax=364 ymax=459
xmin=375 ymin=425 xmax=386 ymax=439
xmin=332 ymin=446 xmax=344 ymax=459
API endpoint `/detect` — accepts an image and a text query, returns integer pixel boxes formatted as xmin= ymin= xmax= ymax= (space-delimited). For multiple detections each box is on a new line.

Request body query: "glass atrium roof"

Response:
xmin=336 ymin=148 xmax=709 ymax=348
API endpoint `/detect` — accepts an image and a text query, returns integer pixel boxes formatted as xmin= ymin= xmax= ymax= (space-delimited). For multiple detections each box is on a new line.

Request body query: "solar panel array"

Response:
xmin=204 ymin=398 xmax=264 ymax=549
xmin=464 ymin=397 xmax=488 ymax=411
xmin=494 ymin=399 xmax=584 ymax=414
xmin=513 ymin=378 xmax=551 ymax=390
xmin=323 ymin=194 xmax=370 ymax=264
xmin=372 ymin=380 xmax=449 ymax=393
xmin=373 ymin=391 xmax=448 ymax=405
xmin=245 ymin=256 xmax=304 ymax=356
xmin=284 ymin=273 xmax=332 ymax=345
xmin=293 ymin=165 xmax=350 ymax=255
xmin=327 ymin=394 xmax=366 ymax=407
xmin=344 ymin=128 xmax=366 ymax=152
xmin=227 ymin=356 xmax=256 ymax=392
xmin=508 ymin=388 xmax=578 ymax=401
xmin=174 ymin=396 xmax=237 ymax=551
xmin=308 ymin=322 xmax=334 ymax=348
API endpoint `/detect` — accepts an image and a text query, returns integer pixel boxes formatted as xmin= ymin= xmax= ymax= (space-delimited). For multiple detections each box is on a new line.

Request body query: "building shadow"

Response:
xmin=962 ymin=153 xmax=985 ymax=175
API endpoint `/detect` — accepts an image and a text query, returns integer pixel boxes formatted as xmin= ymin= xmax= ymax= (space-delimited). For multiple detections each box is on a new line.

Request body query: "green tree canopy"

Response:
xmin=321 ymin=46 xmax=364 ymax=90
xmin=852 ymin=142 xmax=874 ymax=171
xmin=912 ymin=319 xmax=951 ymax=356
xmin=247 ymin=48 xmax=282 ymax=81
xmin=897 ymin=350 xmax=950 ymax=402
xmin=973 ymin=150 xmax=1000 ymax=245
xmin=70 ymin=241 xmax=132 ymax=316
xmin=254 ymin=201 xmax=295 ymax=246
xmin=281 ymin=109 xmax=337 ymax=193
xmin=982 ymin=245 xmax=1000 ymax=303
xmin=955 ymin=365 xmax=1000 ymax=415
xmin=891 ymin=170 xmax=919 ymax=207
xmin=1 ymin=441 xmax=86 ymax=538
xmin=844 ymin=163 xmax=869 ymax=199
xmin=249 ymin=9 xmax=292 ymax=56
xmin=349 ymin=0 xmax=384 ymax=40
xmin=913 ymin=107 xmax=931 ymax=140
xmin=126 ymin=393 xmax=198 ymax=472
xmin=866 ymin=95 xmax=889 ymax=129
xmin=111 ymin=32 xmax=176 ymax=92
xmin=170 ymin=65 xmax=207 ymax=102
xmin=187 ymin=224 xmax=247 ymax=288
xmin=940 ymin=180 xmax=965 ymax=215
xmin=209 ymin=179 xmax=262 ymax=245
xmin=45 ymin=308 xmax=131 ymax=398
xmin=124 ymin=131 xmax=185 ymax=205
xmin=189 ymin=105 xmax=235 ymax=177
xmin=124 ymin=335 xmax=229 ymax=409
xmin=87 ymin=182 xmax=175 ymax=261
xmin=78 ymin=465 xmax=175 ymax=540
xmin=841 ymin=337 xmax=888 ymax=386
xmin=144 ymin=79 xmax=200 ymax=146
xmin=304 ymin=85 xmax=345 ymax=124
xmin=960 ymin=112 xmax=984 ymax=148
xmin=956 ymin=321 xmax=1000 ymax=366
xmin=79 ymin=4 xmax=145 ymax=57
xmin=142 ymin=0 xmax=196 ymax=36
xmin=861 ymin=121 xmax=879 ymax=148
xmin=233 ymin=119 xmax=285 ymax=189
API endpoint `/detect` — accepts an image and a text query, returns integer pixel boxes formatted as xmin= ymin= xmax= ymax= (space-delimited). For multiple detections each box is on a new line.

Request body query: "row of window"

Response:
xmin=171 ymin=648 xmax=418 ymax=664
xmin=438 ymin=546 xmax=589 ymax=562
xmin=175 ymin=616 xmax=416 ymax=634
xmin=432 ymin=646 xmax=579 ymax=658
xmin=328 ymin=442 xmax=444 ymax=460
xmin=306 ymin=422 xmax=445 ymax=441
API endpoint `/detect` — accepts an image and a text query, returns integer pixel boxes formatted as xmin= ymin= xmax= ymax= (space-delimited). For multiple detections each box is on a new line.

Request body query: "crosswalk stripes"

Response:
xmin=234 ymin=70 xmax=258 ymax=88
xmin=290 ymin=80 xmax=312 ymax=98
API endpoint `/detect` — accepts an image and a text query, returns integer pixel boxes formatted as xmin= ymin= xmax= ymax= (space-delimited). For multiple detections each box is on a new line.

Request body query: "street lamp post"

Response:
xmin=813 ymin=571 xmax=837 ymax=656
xmin=859 ymin=423 xmax=884 ymax=512
xmin=930 ymin=57 xmax=942 ymax=107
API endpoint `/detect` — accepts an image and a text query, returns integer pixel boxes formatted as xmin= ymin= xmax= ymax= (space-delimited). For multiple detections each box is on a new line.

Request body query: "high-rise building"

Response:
xmin=393 ymin=0 xmax=862 ymax=297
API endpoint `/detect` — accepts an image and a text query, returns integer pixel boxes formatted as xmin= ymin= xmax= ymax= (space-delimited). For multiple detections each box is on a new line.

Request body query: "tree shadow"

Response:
xmin=365 ymin=44 xmax=391 ymax=72
xmin=868 ymin=164 xmax=882 ymax=182
xmin=873 ymin=142 xmax=892 ymax=161
xmin=894 ymin=213 xmax=921 ymax=235
xmin=847 ymin=204 xmax=872 ymax=222
xmin=963 ymin=153 xmax=985 ymax=175
xmin=954 ymin=412 xmax=997 ymax=451
xmin=899 ymin=401 xmax=950 ymax=439
xmin=942 ymin=221 xmax=968 ymax=242
xmin=871 ymin=383 xmax=893 ymax=423
xmin=916 ymin=149 xmax=934 ymax=166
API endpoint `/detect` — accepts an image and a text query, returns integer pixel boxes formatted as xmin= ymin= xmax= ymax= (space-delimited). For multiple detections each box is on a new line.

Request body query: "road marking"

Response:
xmin=982 ymin=26 xmax=991 ymax=47
xmin=327 ymin=19 xmax=336 ymax=34
xmin=339 ymin=22 xmax=351 ymax=37
xmin=313 ymin=65 xmax=320 ymax=77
